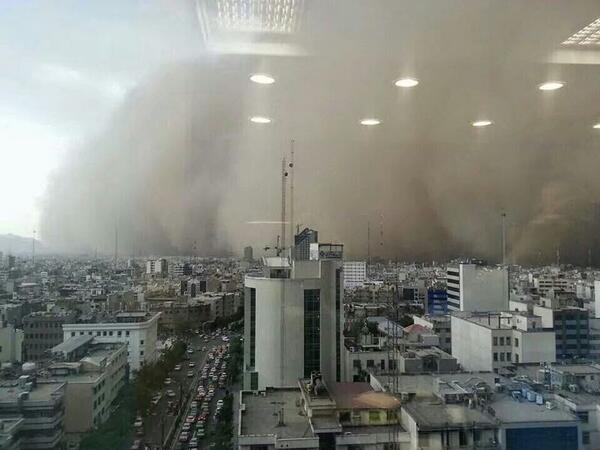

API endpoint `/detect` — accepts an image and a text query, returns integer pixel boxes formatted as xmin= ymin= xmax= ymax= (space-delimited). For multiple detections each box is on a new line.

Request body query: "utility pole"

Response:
xmin=32 ymin=229 xmax=36 ymax=265
xmin=280 ymin=157 xmax=288 ymax=256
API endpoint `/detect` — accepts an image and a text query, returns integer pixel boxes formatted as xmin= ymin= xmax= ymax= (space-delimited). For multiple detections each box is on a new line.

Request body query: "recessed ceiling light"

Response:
xmin=594 ymin=123 xmax=600 ymax=129
xmin=394 ymin=78 xmax=419 ymax=88
xmin=250 ymin=116 xmax=271 ymax=124
xmin=472 ymin=120 xmax=493 ymax=127
xmin=538 ymin=81 xmax=564 ymax=91
xmin=360 ymin=118 xmax=381 ymax=126
xmin=250 ymin=74 xmax=275 ymax=85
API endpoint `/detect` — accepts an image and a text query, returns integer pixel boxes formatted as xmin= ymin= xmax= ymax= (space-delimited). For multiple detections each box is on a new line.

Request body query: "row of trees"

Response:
xmin=208 ymin=393 xmax=234 ymax=449
xmin=228 ymin=335 xmax=243 ymax=384
xmin=135 ymin=340 xmax=187 ymax=415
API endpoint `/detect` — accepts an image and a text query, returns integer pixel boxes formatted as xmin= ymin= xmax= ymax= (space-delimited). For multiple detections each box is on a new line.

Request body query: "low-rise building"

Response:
xmin=0 ymin=417 xmax=24 ymax=450
xmin=47 ymin=338 xmax=128 ymax=432
xmin=0 ymin=377 xmax=66 ymax=450
xmin=22 ymin=311 xmax=76 ymax=362
xmin=63 ymin=312 xmax=160 ymax=373
xmin=451 ymin=311 xmax=556 ymax=372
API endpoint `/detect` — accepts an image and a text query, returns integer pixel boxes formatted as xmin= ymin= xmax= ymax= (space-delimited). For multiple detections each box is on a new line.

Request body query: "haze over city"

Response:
xmin=2 ymin=1 xmax=600 ymax=264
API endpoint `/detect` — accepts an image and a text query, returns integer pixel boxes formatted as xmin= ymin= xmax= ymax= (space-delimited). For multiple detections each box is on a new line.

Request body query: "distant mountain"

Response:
xmin=0 ymin=233 xmax=52 ymax=256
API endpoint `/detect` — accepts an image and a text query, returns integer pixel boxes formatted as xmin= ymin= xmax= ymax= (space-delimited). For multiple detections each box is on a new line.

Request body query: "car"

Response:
xmin=188 ymin=362 xmax=196 ymax=368
xmin=179 ymin=432 xmax=189 ymax=443
xmin=130 ymin=439 xmax=141 ymax=450
xmin=189 ymin=437 xmax=199 ymax=448
xmin=187 ymin=371 xmax=194 ymax=378
xmin=222 ymin=336 xmax=229 ymax=342
xmin=151 ymin=393 xmax=162 ymax=406
xmin=216 ymin=399 xmax=224 ymax=406
xmin=166 ymin=389 xmax=176 ymax=397
xmin=164 ymin=377 xmax=172 ymax=385
xmin=182 ymin=423 xmax=191 ymax=432
xmin=187 ymin=348 xmax=194 ymax=354
xmin=134 ymin=416 xmax=143 ymax=428
xmin=174 ymin=364 xmax=182 ymax=371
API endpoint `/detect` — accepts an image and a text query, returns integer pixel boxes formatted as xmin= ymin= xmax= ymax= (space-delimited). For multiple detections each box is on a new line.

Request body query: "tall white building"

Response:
xmin=446 ymin=263 xmax=508 ymax=312
xmin=146 ymin=258 xmax=168 ymax=276
xmin=451 ymin=311 xmax=555 ymax=372
xmin=343 ymin=261 xmax=366 ymax=289
xmin=63 ymin=312 xmax=160 ymax=373
xmin=243 ymin=229 xmax=344 ymax=391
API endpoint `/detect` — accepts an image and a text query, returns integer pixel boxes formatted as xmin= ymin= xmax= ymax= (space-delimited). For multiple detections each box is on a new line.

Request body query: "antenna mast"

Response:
xmin=289 ymin=140 xmax=295 ymax=251
xmin=279 ymin=157 xmax=288 ymax=256
xmin=501 ymin=212 xmax=507 ymax=265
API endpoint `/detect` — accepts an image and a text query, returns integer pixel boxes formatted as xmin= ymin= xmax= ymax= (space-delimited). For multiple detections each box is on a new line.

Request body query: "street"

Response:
xmin=140 ymin=333 xmax=225 ymax=449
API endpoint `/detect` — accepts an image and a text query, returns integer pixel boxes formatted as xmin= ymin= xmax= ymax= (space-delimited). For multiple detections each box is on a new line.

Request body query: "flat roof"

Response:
xmin=51 ymin=335 xmax=93 ymax=354
xmin=0 ymin=381 xmax=64 ymax=403
xmin=491 ymin=395 xmax=576 ymax=423
xmin=240 ymin=389 xmax=314 ymax=439
xmin=330 ymin=383 xmax=400 ymax=410
xmin=403 ymin=401 xmax=496 ymax=430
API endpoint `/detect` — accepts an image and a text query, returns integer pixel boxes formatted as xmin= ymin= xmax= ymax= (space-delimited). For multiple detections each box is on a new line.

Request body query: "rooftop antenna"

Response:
xmin=279 ymin=156 xmax=288 ymax=256
xmin=501 ymin=212 xmax=507 ymax=266
xmin=367 ymin=221 xmax=371 ymax=266
xmin=289 ymin=139 xmax=295 ymax=249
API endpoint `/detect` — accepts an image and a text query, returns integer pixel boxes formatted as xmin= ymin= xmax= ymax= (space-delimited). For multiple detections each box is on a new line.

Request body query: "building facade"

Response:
xmin=446 ymin=263 xmax=508 ymax=312
xmin=343 ymin=261 xmax=367 ymax=289
xmin=62 ymin=312 xmax=160 ymax=373
xmin=22 ymin=311 xmax=76 ymax=362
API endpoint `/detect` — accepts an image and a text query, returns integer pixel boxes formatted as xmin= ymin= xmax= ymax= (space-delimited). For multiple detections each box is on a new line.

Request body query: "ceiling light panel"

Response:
xmin=562 ymin=17 xmax=600 ymax=46
xmin=214 ymin=0 xmax=303 ymax=34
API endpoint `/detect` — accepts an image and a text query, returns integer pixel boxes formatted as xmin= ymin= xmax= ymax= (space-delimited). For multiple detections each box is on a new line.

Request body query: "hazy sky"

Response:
xmin=0 ymin=0 xmax=201 ymax=235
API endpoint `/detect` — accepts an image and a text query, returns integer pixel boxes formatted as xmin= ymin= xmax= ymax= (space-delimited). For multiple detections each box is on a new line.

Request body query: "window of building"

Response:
xmin=353 ymin=360 xmax=361 ymax=369
xmin=97 ymin=331 xmax=101 ymax=336
xmin=493 ymin=352 xmax=498 ymax=361
xmin=117 ymin=331 xmax=122 ymax=337
xmin=140 ymin=350 xmax=144 ymax=356
xmin=459 ymin=430 xmax=468 ymax=446
xmin=577 ymin=411 xmax=589 ymax=423
xmin=493 ymin=337 xmax=498 ymax=346
xmin=380 ymin=359 xmax=385 ymax=369
xmin=140 ymin=340 xmax=144 ymax=345
xmin=303 ymin=289 xmax=321 ymax=377
xmin=506 ymin=337 xmax=511 ymax=345
xmin=445 ymin=337 xmax=451 ymax=343
xmin=515 ymin=354 xmax=519 ymax=363
xmin=71 ymin=332 xmax=75 ymax=337
xmin=500 ymin=352 xmax=505 ymax=361
xmin=583 ymin=432 xmax=590 ymax=444
xmin=507 ymin=352 xmax=511 ymax=361
xmin=515 ymin=338 xmax=519 ymax=347
xmin=499 ymin=337 xmax=505 ymax=346
xmin=339 ymin=411 xmax=351 ymax=422
xmin=368 ymin=411 xmax=381 ymax=422
xmin=366 ymin=359 xmax=374 ymax=368
xmin=126 ymin=331 xmax=130 ymax=337
xmin=103 ymin=331 xmax=107 ymax=336
xmin=109 ymin=331 xmax=113 ymax=336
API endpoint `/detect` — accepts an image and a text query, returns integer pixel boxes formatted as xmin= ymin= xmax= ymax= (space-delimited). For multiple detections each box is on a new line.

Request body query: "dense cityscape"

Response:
xmin=2 ymin=1 xmax=600 ymax=450
xmin=1 ymin=239 xmax=600 ymax=449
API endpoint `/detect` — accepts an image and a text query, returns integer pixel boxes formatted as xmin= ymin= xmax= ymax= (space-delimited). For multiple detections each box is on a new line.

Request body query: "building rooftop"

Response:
xmin=330 ymin=383 xmax=400 ymax=410
xmin=0 ymin=381 xmax=64 ymax=403
xmin=240 ymin=388 xmax=314 ymax=439
xmin=51 ymin=335 xmax=93 ymax=354
xmin=403 ymin=401 xmax=497 ymax=430
xmin=490 ymin=394 xmax=577 ymax=423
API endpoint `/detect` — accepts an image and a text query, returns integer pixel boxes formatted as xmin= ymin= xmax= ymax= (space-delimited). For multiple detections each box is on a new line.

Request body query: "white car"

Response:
xmin=174 ymin=364 xmax=182 ymax=371
xmin=164 ymin=377 xmax=172 ymax=385
xmin=187 ymin=371 xmax=194 ymax=378
xmin=134 ymin=416 xmax=143 ymax=428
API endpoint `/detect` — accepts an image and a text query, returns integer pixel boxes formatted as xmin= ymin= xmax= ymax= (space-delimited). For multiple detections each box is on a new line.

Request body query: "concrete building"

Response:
xmin=534 ymin=275 xmax=576 ymax=296
xmin=533 ymin=305 xmax=590 ymax=360
xmin=63 ymin=312 xmax=160 ymax=373
xmin=148 ymin=300 xmax=211 ymax=330
xmin=0 ymin=323 xmax=23 ymax=364
xmin=0 ymin=417 xmax=24 ymax=450
xmin=0 ymin=377 xmax=66 ymax=450
xmin=48 ymin=338 xmax=128 ymax=432
xmin=446 ymin=263 xmax=508 ymax=312
xmin=22 ymin=311 xmax=76 ymax=362
xmin=238 ymin=377 xmax=409 ymax=450
xmin=145 ymin=258 xmax=168 ymax=276
xmin=243 ymin=246 xmax=253 ymax=262
xmin=425 ymin=288 xmax=448 ymax=315
xmin=412 ymin=315 xmax=452 ymax=354
xmin=243 ymin=229 xmax=344 ymax=390
xmin=343 ymin=261 xmax=367 ymax=289
xmin=451 ymin=312 xmax=556 ymax=372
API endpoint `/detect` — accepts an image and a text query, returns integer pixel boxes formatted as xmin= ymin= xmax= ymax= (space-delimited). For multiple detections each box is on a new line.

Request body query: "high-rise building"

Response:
xmin=446 ymin=263 xmax=508 ymax=312
xmin=145 ymin=258 xmax=168 ymax=276
xmin=243 ymin=228 xmax=344 ymax=391
xmin=243 ymin=246 xmax=253 ymax=261
xmin=343 ymin=261 xmax=366 ymax=289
